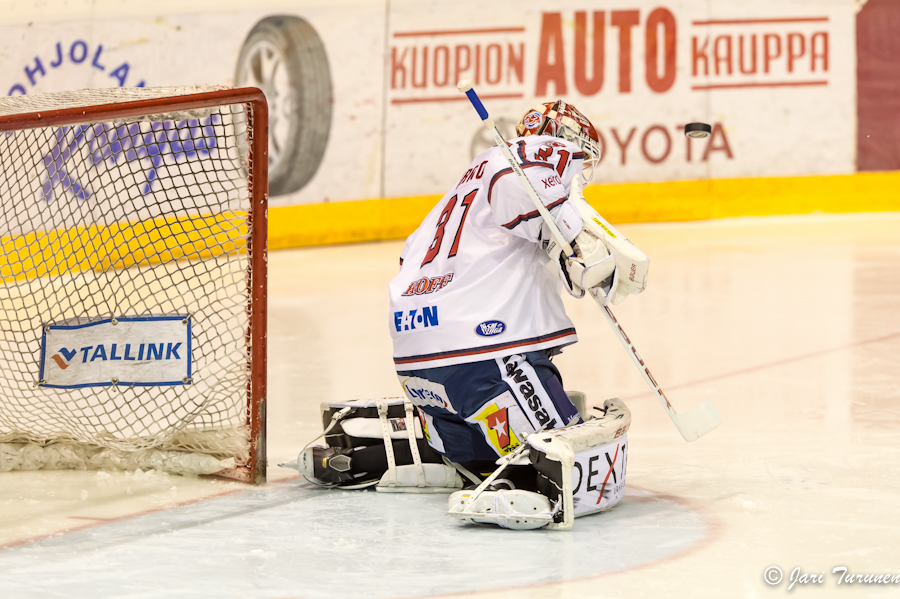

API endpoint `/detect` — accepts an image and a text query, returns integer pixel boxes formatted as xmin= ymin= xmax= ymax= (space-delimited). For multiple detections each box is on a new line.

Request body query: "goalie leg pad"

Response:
xmin=529 ymin=397 xmax=630 ymax=530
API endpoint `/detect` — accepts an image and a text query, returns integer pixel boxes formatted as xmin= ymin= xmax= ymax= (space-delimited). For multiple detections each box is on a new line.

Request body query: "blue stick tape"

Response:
xmin=464 ymin=88 xmax=489 ymax=121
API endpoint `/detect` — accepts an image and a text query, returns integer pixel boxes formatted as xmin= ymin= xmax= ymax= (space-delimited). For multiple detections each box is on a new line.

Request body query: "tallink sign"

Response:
xmin=39 ymin=315 xmax=192 ymax=389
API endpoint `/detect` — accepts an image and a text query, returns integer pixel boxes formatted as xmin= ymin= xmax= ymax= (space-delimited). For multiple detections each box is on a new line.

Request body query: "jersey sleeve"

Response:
xmin=485 ymin=139 xmax=584 ymax=245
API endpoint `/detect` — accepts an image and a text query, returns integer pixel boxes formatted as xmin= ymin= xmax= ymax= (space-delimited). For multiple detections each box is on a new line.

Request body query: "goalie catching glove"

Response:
xmin=545 ymin=174 xmax=650 ymax=304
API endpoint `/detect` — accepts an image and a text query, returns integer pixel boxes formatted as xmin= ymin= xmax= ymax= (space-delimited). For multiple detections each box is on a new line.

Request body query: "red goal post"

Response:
xmin=0 ymin=87 xmax=268 ymax=484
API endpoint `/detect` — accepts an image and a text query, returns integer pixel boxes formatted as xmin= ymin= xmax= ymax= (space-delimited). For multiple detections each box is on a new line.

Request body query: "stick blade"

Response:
xmin=674 ymin=401 xmax=722 ymax=442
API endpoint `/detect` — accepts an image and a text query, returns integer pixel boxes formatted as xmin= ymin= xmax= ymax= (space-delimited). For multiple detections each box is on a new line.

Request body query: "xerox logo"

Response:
xmin=541 ymin=174 xmax=562 ymax=189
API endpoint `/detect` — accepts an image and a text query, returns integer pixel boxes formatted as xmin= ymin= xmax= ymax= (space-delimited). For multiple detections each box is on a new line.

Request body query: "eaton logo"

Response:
xmin=394 ymin=306 xmax=439 ymax=334
xmin=475 ymin=320 xmax=506 ymax=337
xmin=50 ymin=342 xmax=183 ymax=368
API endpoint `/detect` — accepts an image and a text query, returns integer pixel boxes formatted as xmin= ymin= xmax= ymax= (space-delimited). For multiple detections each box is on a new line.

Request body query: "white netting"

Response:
xmin=0 ymin=87 xmax=259 ymax=475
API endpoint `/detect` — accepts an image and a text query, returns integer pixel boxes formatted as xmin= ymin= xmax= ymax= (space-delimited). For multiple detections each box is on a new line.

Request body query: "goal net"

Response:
xmin=0 ymin=86 xmax=267 ymax=482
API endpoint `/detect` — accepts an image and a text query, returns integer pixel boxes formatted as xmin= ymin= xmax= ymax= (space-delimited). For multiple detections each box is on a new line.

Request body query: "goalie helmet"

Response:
xmin=516 ymin=101 xmax=602 ymax=182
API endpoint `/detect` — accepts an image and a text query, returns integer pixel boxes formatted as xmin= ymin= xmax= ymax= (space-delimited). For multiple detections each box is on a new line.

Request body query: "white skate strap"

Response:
xmin=377 ymin=398 xmax=428 ymax=488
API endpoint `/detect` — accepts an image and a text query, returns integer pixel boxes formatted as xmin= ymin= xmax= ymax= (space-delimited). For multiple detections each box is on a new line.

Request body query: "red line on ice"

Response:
xmin=620 ymin=331 xmax=900 ymax=402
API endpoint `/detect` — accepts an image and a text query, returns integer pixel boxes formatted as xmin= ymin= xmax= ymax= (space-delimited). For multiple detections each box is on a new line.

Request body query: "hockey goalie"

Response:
xmin=287 ymin=100 xmax=648 ymax=530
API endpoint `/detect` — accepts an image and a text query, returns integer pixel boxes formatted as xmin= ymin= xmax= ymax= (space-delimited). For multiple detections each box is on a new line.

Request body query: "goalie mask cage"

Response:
xmin=0 ymin=86 xmax=268 ymax=484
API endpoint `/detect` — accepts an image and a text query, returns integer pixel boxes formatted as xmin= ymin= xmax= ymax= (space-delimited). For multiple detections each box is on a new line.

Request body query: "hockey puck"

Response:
xmin=684 ymin=123 xmax=712 ymax=138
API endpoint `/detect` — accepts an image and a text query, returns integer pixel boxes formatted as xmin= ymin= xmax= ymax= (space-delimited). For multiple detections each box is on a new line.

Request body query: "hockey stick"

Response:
xmin=456 ymin=78 xmax=722 ymax=442
xmin=589 ymin=289 xmax=721 ymax=441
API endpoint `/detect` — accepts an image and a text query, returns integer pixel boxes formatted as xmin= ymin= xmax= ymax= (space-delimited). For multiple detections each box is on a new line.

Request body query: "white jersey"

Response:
xmin=389 ymin=135 xmax=586 ymax=371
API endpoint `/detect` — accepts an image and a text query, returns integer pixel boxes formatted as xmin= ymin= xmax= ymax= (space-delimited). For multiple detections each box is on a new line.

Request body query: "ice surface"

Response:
xmin=2 ymin=214 xmax=900 ymax=598
xmin=0 ymin=483 xmax=706 ymax=599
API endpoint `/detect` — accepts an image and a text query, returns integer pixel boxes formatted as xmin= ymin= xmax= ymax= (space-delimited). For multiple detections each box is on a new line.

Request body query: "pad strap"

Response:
xmin=405 ymin=400 xmax=427 ymax=487
xmin=377 ymin=399 xmax=399 ymax=486
xmin=447 ymin=459 xmax=482 ymax=486
xmin=377 ymin=398 xmax=429 ymax=488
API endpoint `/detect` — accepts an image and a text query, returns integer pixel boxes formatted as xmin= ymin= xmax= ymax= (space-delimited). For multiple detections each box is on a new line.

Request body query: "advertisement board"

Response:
xmin=0 ymin=0 xmax=896 ymax=245
xmin=384 ymin=0 xmax=855 ymax=198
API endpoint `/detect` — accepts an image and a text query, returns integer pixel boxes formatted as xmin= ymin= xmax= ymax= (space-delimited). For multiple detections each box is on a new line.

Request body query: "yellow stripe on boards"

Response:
xmin=0 ymin=213 xmax=247 ymax=283
xmin=269 ymin=171 xmax=900 ymax=249
xmin=3 ymin=171 xmax=898 ymax=283
xmin=267 ymin=196 xmax=442 ymax=251
xmin=581 ymin=171 xmax=900 ymax=223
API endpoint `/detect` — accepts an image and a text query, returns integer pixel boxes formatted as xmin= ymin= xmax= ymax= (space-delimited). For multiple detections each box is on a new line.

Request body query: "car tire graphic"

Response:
xmin=235 ymin=16 xmax=333 ymax=196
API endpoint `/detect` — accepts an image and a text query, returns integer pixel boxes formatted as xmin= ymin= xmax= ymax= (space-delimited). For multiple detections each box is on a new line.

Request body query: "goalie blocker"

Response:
xmin=282 ymin=396 xmax=630 ymax=531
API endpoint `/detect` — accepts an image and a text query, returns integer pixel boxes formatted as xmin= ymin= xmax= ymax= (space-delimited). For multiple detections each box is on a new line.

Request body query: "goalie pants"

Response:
xmin=397 ymin=350 xmax=580 ymax=464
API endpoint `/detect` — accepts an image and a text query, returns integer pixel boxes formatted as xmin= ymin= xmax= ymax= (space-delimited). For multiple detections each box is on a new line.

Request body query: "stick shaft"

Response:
xmin=490 ymin=131 xmax=574 ymax=255
xmin=458 ymin=80 xmax=574 ymax=256
xmin=593 ymin=281 xmax=721 ymax=442
xmin=591 ymin=290 xmax=678 ymax=419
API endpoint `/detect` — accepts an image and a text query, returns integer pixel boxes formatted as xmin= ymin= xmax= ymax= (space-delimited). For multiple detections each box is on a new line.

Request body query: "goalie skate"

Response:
xmin=298 ymin=446 xmax=373 ymax=487
xmin=447 ymin=397 xmax=630 ymax=531
xmin=448 ymin=486 xmax=555 ymax=531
